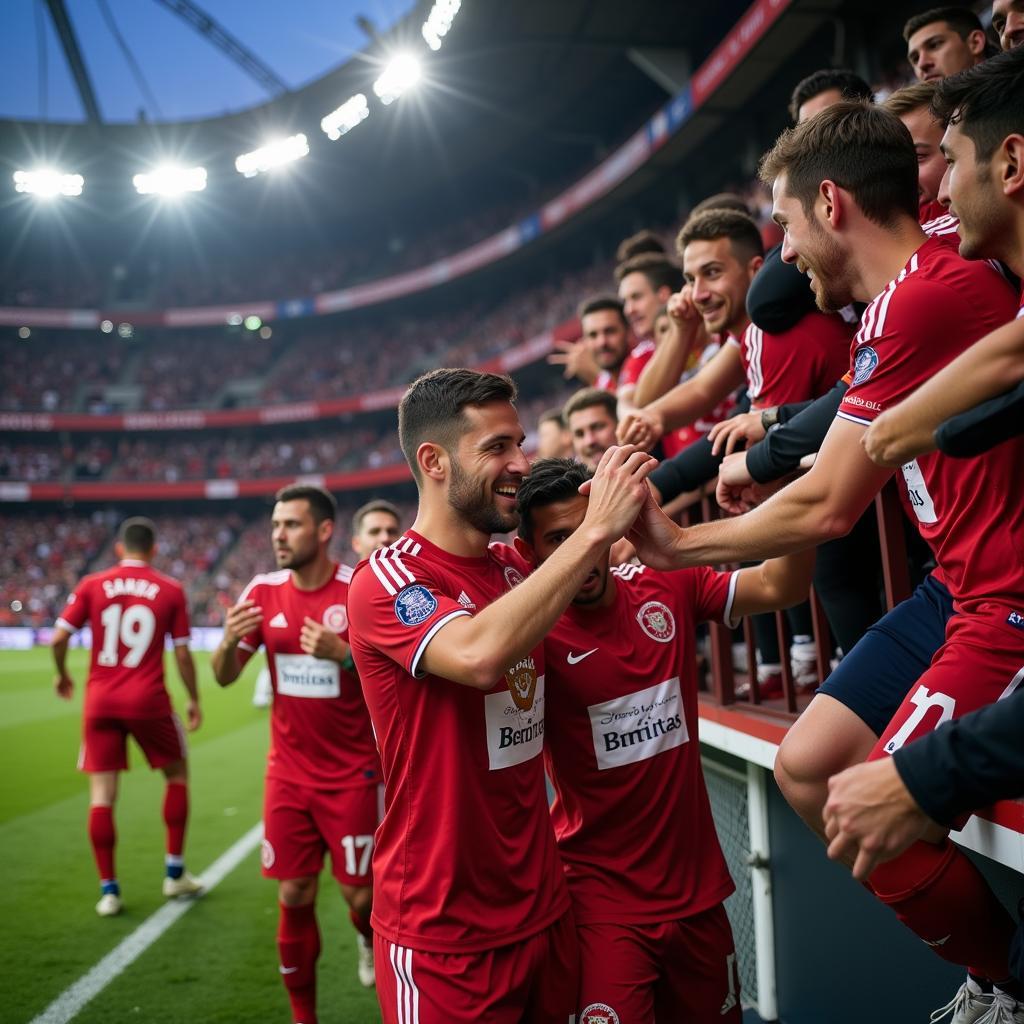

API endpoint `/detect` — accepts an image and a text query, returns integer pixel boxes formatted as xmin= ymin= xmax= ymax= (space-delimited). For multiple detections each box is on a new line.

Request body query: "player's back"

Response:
xmin=58 ymin=559 xmax=189 ymax=719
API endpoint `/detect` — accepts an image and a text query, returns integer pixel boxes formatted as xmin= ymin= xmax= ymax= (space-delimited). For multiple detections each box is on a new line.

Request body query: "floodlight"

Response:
xmin=100 ymin=320 xmax=114 ymax=334
xmin=133 ymin=165 xmax=207 ymax=196
xmin=321 ymin=94 xmax=370 ymax=141
xmin=235 ymin=135 xmax=309 ymax=178
xmin=422 ymin=0 xmax=462 ymax=50
xmin=259 ymin=326 xmax=273 ymax=340
xmin=244 ymin=315 xmax=262 ymax=331
xmin=13 ymin=169 xmax=84 ymax=197
xmin=227 ymin=313 xmax=243 ymax=326
xmin=18 ymin=327 xmax=30 ymax=339
xmin=373 ymin=54 xmax=422 ymax=105
xmin=117 ymin=323 xmax=134 ymax=339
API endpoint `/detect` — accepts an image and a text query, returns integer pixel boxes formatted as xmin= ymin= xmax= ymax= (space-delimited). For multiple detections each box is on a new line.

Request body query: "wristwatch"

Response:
xmin=760 ymin=407 xmax=779 ymax=432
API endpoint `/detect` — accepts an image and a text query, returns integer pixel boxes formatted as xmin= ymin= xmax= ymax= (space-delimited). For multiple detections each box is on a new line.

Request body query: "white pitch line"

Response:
xmin=29 ymin=821 xmax=263 ymax=1024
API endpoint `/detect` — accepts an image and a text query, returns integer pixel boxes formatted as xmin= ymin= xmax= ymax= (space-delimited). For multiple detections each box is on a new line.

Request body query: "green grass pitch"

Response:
xmin=0 ymin=647 xmax=383 ymax=1024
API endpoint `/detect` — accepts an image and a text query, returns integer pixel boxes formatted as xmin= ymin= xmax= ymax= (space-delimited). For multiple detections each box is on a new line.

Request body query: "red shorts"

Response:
xmin=375 ymin=910 xmax=579 ymax=1024
xmin=260 ymin=776 xmax=382 ymax=886
xmin=870 ymin=615 xmax=1024 ymax=776
xmin=78 ymin=713 xmax=187 ymax=773
xmin=577 ymin=902 xmax=742 ymax=1024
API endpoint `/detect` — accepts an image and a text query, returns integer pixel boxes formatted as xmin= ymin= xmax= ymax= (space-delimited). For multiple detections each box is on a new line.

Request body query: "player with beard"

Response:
xmin=514 ymin=457 xmax=814 ymax=1024
xmin=347 ymin=368 xmax=654 ymax=1024
xmin=564 ymin=388 xmax=620 ymax=470
xmin=993 ymin=0 xmax=1024 ymax=51
xmin=212 ymin=484 xmax=382 ymax=1023
xmin=624 ymin=103 xmax=1023 ymax=1022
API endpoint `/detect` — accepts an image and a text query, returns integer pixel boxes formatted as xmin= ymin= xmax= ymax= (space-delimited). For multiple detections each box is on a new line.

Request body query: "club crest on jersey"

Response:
xmin=637 ymin=600 xmax=675 ymax=643
xmin=322 ymin=603 xmax=348 ymax=633
xmin=581 ymin=1004 xmax=620 ymax=1024
xmin=503 ymin=565 xmax=525 ymax=589
xmin=394 ymin=585 xmax=437 ymax=626
xmin=504 ymin=655 xmax=539 ymax=711
xmin=1008 ymin=611 xmax=1024 ymax=631
xmin=852 ymin=345 xmax=879 ymax=385
xmin=260 ymin=839 xmax=275 ymax=869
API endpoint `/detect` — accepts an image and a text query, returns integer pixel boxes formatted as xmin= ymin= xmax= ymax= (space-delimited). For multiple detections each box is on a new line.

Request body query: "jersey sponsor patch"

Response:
xmin=636 ymin=600 xmax=675 ymax=643
xmin=852 ymin=345 xmax=879 ymax=385
xmin=394 ymin=585 xmax=437 ymax=626
xmin=504 ymin=655 xmax=539 ymax=711
xmin=274 ymin=653 xmax=341 ymax=699
xmin=322 ymin=603 xmax=348 ymax=633
xmin=587 ymin=676 xmax=688 ymax=771
xmin=900 ymin=460 xmax=938 ymax=524
xmin=503 ymin=565 xmax=525 ymax=589
xmin=484 ymin=675 xmax=545 ymax=770
xmin=581 ymin=1003 xmax=620 ymax=1024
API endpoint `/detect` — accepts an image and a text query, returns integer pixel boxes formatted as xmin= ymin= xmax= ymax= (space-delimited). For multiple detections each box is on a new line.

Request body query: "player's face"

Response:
xmin=618 ymin=271 xmax=664 ymax=340
xmin=272 ymin=500 xmax=329 ymax=570
xmin=447 ymin=401 xmax=529 ymax=535
xmin=352 ymin=511 xmax=400 ymax=559
xmin=992 ymin=0 xmax=1024 ymax=51
xmin=683 ymin=237 xmax=752 ymax=335
xmin=899 ymin=105 xmax=948 ymax=203
xmin=939 ymin=121 xmax=1005 ymax=262
xmin=528 ymin=495 xmax=611 ymax=606
xmin=907 ymin=22 xmax=979 ymax=81
xmin=536 ymin=418 xmax=571 ymax=460
xmin=568 ymin=405 xmax=618 ymax=470
xmin=581 ymin=309 xmax=630 ymax=370
xmin=773 ymin=173 xmax=851 ymax=311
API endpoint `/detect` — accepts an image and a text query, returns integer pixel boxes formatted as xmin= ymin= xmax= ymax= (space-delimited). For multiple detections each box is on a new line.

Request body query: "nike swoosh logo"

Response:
xmin=567 ymin=648 xmax=598 ymax=665
xmin=279 ymin=966 xmax=299 ymax=974
xmin=924 ymin=935 xmax=951 ymax=947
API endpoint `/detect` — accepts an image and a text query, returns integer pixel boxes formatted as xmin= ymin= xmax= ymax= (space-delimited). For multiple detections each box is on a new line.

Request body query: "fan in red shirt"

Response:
xmin=212 ymin=484 xmax=383 ymax=1024
xmin=513 ymin=458 xmax=814 ymax=1024
xmin=347 ymin=368 xmax=655 ymax=1024
xmin=51 ymin=516 xmax=202 ymax=918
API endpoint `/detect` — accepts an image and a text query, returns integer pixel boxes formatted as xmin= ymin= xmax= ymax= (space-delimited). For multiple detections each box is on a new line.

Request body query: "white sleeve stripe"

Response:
xmin=237 ymin=640 xmax=257 ymax=653
xmin=369 ymin=550 xmax=398 ymax=596
xmin=54 ymin=617 xmax=78 ymax=634
xmin=410 ymin=609 xmax=471 ymax=678
xmin=835 ymin=411 xmax=873 ymax=426
xmin=172 ymin=636 xmax=190 ymax=647
xmin=389 ymin=552 xmax=416 ymax=585
xmin=723 ymin=570 xmax=741 ymax=629
xmin=378 ymin=551 xmax=411 ymax=589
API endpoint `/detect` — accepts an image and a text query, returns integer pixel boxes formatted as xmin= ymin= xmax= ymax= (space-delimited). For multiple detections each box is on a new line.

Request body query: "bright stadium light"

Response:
xmin=373 ymin=54 xmax=421 ymax=105
xmin=235 ymin=134 xmax=309 ymax=178
xmin=133 ymin=165 xmax=207 ymax=196
xmin=422 ymin=0 xmax=462 ymax=50
xmin=13 ymin=168 xmax=84 ymax=197
xmin=321 ymin=93 xmax=370 ymax=141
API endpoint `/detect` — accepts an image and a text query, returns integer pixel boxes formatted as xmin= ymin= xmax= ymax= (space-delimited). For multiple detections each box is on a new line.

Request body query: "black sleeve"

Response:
xmin=747 ymin=245 xmax=817 ymax=334
xmin=935 ymin=379 xmax=1024 ymax=458
xmin=893 ymin=687 xmax=1024 ymax=826
xmin=745 ymin=381 xmax=847 ymax=484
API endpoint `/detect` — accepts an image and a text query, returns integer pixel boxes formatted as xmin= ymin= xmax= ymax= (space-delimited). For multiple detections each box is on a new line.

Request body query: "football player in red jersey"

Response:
xmin=348 ymin=368 xmax=654 ymax=1024
xmin=51 ymin=516 xmax=202 ymax=917
xmin=350 ymin=498 xmax=402 ymax=560
xmin=628 ymin=103 xmax=1023 ymax=1019
xmin=212 ymin=484 xmax=383 ymax=1023
xmin=515 ymin=458 xmax=814 ymax=1024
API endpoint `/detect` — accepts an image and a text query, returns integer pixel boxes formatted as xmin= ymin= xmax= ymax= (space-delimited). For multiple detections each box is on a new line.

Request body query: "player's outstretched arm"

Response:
xmin=51 ymin=626 xmax=74 ymax=700
xmin=174 ymin=646 xmax=201 ymax=730
xmin=211 ymin=599 xmax=263 ymax=686
xmin=730 ymin=546 xmax=816 ymax=619
xmin=419 ymin=446 xmax=655 ymax=689
xmin=863 ymin=316 xmax=1024 ymax=467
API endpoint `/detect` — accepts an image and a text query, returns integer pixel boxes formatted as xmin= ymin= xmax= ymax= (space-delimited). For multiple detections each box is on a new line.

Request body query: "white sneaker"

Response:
xmin=356 ymin=933 xmax=375 ymax=988
xmin=162 ymin=872 xmax=204 ymax=898
xmin=975 ymin=993 xmax=1024 ymax=1024
xmin=931 ymin=981 xmax=995 ymax=1023
xmin=96 ymin=892 xmax=123 ymax=917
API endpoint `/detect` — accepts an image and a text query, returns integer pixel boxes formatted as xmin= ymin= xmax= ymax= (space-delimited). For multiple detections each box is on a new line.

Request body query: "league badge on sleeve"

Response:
xmin=852 ymin=345 xmax=879 ymax=386
xmin=394 ymin=585 xmax=438 ymax=626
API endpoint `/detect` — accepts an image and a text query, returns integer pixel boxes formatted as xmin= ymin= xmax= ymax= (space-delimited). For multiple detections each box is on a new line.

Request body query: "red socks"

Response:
xmin=869 ymin=837 xmax=1016 ymax=981
xmin=278 ymin=902 xmax=320 ymax=1024
xmin=88 ymin=805 xmax=116 ymax=883
xmin=163 ymin=782 xmax=189 ymax=858
xmin=349 ymin=906 xmax=373 ymax=941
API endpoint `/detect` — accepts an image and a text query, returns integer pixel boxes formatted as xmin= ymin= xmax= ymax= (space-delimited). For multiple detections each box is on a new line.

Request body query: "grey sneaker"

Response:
xmin=930 ymin=982 xmax=994 ymax=1024
xmin=162 ymin=872 xmax=204 ymax=898
xmin=356 ymin=933 xmax=375 ymax=988
xmin=975 ymin=993 xmax=1024 ymax=1024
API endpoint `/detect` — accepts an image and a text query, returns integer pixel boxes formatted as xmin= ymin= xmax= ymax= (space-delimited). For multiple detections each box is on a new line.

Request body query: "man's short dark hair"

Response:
xmin=613 ymin=252 xmax=684 ymax=293
xmin=616 ymin=230 xmax=666 ymax=263
xmin=882 ymin=81 xmax=938 ymax=118
xmin=563 ymin=387 xmax=617 ymax=425
xmin=515 ymin=457 xmax=592 ymax=544
xmin=398 ymin=368 xmax=517 ymax=483
xmin=903 ymin=6 xmax=985 ymax=42
xmin=352 ymin=498 xmax=400 ymax=535
xmin=577 ymin=294 xmax=628 ymax=326
xmin=690 ymin=192 xmax=751 ymax=217
xmin=760 ymin=101 xmax=919 ymax=227
xmin=538 ymin=407 xmax=565 ymax=428
xmin=788 ymin=69 xmax=874 ymax=122
xmin=933 ymin=46 xmax=1024 ymax=163
xmin=119 ymin=516 xmax=156 ymax=554
xmin=275 ymin=483 xmax=337 ymax=524
xmin=678 ymin=209 xmax=766 ymax=263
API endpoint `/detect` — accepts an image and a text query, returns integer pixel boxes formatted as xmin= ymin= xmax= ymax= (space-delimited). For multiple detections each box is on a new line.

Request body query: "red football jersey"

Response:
xmin=617 ymin=338 xmax=656 ymax=389
xmin=543 ymin=563 xmax=738 ymax=925
xmin=837 ymin=237 xmax=1022 ymax=620
xmin=56 ymin=559 xmax=190 ymax=719
xmin=732 ymin=311 xmax=851 ymax=409
xmin=237 ymin=563 xmax=381 ymax=790
xmin=348 ymin=532 xmax=568 ymax=954
xmin=919 ymin=200 xmax=961 ymax=247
